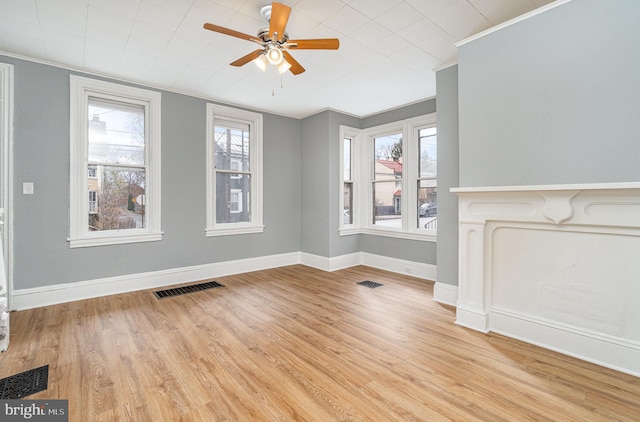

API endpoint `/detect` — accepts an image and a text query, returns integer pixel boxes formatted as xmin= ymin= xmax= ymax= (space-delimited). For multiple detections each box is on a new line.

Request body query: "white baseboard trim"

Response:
xmin=12 ymin=252 xmax=300 ymax=310
xmin=360 ymin=252 xmax=437 ymax=281
xmin=300 ymin=252 xmax=361 ymax=272
xmin=455 ymin=305 xmax=490 ymax=333
xmin=12 ymin=251 xmax=437 ymax=311
xmin=301 ymin=252 xmax=437 ymax=282
xmin=490 ymin=308 xmax=640 ymax=378
xmin=433 ymin=282 xmax=458 ymax=307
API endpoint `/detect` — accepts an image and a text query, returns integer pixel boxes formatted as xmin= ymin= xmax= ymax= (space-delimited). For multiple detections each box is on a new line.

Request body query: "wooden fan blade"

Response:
xmin=203 ymin=23 xmax=263 ymax=45
xmin=230 ymin=50 xmax=264 ymax=67
xmin=286 ymin=38 xmax=340 ymax=50
xmin=269 ymin=2 xmax=291 ymax=42
xmin=282 ymin=51 xmax=305 ymax=75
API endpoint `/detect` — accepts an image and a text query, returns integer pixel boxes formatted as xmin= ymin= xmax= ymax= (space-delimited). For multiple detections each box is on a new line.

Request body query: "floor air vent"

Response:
xmin=0 ymin=365 xmax=49 ymax=399
xmin=153 ymin=281 xmax=224 ymax=299
xmin=357 ymin=280 xmax=384 ymax=289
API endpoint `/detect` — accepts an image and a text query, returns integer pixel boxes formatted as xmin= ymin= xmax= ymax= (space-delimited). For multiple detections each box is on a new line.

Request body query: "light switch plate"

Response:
xmin=23 ymin=182 xmax=34 ymax=195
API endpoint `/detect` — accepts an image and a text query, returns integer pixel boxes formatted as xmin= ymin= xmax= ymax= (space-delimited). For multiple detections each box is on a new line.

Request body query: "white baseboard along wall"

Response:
xmin=12 ymin=251 xmax=446 ymax=310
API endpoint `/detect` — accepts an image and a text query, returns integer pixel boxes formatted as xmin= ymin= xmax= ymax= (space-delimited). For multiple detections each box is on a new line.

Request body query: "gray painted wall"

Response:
xmin=6 ymin=54 xmax=440 ymax=292
xmin=327 ymin=110 xmax=362 ymax=258
xmin=7 ymin=57 xmax=301 ymax=289
xmin=361 ymin=100 xmax=435 ymax=129
xmin=300 ymin=111 xmax=332 ymax=257
xmin=299 ymin=109 xmax=362 ymax=258
xmin=435 ymin=65 xmax=459 ymax=287
xmin=458 ymin=0 xmax=640 ymax=187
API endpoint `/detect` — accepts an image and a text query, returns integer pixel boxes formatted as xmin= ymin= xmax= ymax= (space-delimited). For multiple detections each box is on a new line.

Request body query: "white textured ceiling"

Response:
xmin=0 ymin=0 xmax=554 ymax=118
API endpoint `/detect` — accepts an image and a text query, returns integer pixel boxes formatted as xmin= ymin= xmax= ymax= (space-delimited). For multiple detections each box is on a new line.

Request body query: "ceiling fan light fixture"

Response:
xmin=253 ymin=54 xmax=268 ymax=71
xmin=277 ymin=59 xmax=291 ymax=74
xmin=266 ymin=46 xmax=284 ymax=65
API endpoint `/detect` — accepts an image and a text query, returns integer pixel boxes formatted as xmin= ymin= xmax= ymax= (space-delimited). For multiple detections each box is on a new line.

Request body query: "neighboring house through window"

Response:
xmin=206 ymin=104 xmax=263 ymax=236
xmin=88 ymin=190 xmax=97 ymax=214
xmin=230 ymin=189 xmax=242 ymax=213
xmin=69 ymin=75 xmax=162 ymax=247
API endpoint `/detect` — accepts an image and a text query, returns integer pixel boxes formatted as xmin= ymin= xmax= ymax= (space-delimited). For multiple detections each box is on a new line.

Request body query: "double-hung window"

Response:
xmin=340 ymin=129 xmax=358 ymax=230
xmin=206 ymin=104 xmax=263 ymax=236
xmin=339 ymin=113 xmax=437 ymax=241
xmin=69 ymin=76 xmax=162 ymax=247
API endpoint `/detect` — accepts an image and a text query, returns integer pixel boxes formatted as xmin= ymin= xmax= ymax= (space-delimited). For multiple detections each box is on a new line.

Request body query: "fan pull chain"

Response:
xmin=271 ymin=67 xmax=285 ymax=96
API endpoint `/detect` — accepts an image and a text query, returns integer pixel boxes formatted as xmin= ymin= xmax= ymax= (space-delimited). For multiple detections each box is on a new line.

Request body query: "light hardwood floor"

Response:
xmin=1 ymin=265 xmax=639 ymax=421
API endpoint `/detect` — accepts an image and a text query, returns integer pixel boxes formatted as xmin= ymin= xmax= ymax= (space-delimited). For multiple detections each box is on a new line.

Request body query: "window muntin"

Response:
xmin=206 ymin=104 xmax=263 ymax=236
xmin=69 ymin=75 xmax=161 ymax=248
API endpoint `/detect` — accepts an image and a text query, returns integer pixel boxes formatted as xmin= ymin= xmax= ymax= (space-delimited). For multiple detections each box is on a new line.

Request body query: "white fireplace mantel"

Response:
xmin=452 ymin=182 xmax=640 ymax=377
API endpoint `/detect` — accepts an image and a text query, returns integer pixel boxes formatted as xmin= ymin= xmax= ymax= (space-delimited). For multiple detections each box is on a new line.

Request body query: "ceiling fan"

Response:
xmin=203 ymin=1 xmax=340 ymax=75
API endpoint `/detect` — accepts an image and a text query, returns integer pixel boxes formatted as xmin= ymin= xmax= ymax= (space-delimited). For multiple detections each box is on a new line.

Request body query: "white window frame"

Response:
xmin=206 ymin=103 xmax=263 ymax=236
xmin=69 ymin=75 xmax=162 ymax=248
xmin=0 ymin=63 xmax=14 ymax=309
xmin=339 ymin=127 xmax=362 ymax=234
xmin=339 ymin=113 xmax=436 ymax=242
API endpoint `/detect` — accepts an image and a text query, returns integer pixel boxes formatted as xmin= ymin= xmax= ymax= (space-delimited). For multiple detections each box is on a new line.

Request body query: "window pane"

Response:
xmin=418 ymin=179 xmax=437 ymax=230
xmin=373 ymin=181 xmax=402 ymax=227
xmin=374 ymin=133 xmax=402 ymax=181
xmin=215 ymin=125 xmax=250 ymax=172
xmin=89 ymin=166 xmax=145 ymax=231
xmin=344 ymin=138 xmax=351 ymax=181
xmin=343 ymin=182 xmax=353 ymax=224
xmin=88 ymin=98 xmax=145 ymax=166
xmin=216 ymin=173 xmax=251 ymax=223
xmin=419 ymin=128 xmax=437 ymax=178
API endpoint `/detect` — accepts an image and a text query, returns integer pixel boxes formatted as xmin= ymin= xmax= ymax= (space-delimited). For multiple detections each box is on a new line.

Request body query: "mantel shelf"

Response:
xmin=451 ymin=181 xmax=640 ymax=194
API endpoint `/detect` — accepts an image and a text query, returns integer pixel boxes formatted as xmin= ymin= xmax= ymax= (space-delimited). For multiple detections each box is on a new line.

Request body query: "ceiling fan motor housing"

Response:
xmin=260 ymin=4 xmax=273 ymax=22
xmin=257 ymin=27 xmax=289 ymax=44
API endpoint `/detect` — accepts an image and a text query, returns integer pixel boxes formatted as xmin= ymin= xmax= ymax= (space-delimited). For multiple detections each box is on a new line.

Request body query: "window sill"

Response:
xmin=68 ymin=231 xmax=163 ymax=248
xmin=205 ymin=225 xmax=265 ymax=237
xmin=341 ymin=227 xmax=437 ymax=242
xmin=338 ymin=227 xmax=360 ymax=236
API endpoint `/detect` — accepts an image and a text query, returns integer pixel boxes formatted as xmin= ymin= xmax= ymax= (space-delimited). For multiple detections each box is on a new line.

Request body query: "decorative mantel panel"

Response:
xmin=451 ymin=182 xmax=640 ymax=377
